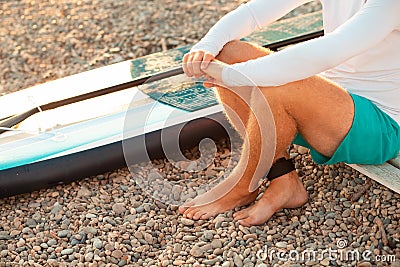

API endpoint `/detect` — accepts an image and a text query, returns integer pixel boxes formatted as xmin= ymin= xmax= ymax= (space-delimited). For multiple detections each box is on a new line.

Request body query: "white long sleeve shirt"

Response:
xmin=191 ymin=0 xmax=400 ymax=124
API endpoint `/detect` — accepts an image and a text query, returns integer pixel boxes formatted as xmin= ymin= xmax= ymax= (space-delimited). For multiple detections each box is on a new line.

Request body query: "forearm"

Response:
xmin=191 ymin=0 xmax=313 ymax=56
xmin=221 ymin=0 xmax=400 ymax=87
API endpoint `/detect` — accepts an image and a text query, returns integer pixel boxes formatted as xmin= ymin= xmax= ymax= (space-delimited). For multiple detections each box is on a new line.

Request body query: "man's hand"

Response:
xmin=182 ymin=50 xmax=229 ymax=88
xmin=182 ymin=50 xmax=215 ymax=78
xmin=202 ymin=59 xmax=227 ymax=88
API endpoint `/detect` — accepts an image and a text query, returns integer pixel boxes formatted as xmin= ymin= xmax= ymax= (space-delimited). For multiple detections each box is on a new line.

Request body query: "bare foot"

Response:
xmin=178 ymin=186 xmax=259 ymax=220
xmin=233 ymin=170 xmax=308 ymax=226
xmin=178 ymin=166 xmax=261 ymax=220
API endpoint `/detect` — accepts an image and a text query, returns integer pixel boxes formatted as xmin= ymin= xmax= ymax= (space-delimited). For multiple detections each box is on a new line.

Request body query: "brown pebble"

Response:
xmin=357 ymin=262 xmax=372 ymax=267
xmin=111 ymin=249 xmax=123 ymax=259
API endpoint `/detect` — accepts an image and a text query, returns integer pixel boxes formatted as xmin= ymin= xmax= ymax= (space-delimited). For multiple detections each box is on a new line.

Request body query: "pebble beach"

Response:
xmin=0 ymin=1 xmax=399 ymax=266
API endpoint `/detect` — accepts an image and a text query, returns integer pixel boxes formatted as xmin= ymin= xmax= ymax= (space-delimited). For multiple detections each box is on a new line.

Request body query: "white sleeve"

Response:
xmin=222 ymin=0 xmax=400 ymax=87
xmin=190 ymin=0 xmax=313 ymax=56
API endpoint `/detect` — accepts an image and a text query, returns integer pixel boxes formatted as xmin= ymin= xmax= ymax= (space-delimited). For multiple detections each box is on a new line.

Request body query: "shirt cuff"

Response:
xmin=221 ymin=65 xmax=255 ymax=87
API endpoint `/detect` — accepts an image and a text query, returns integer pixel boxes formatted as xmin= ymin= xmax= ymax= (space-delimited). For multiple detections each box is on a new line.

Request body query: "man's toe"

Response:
xmin=193 ymin=210 xmax=207 ymax=220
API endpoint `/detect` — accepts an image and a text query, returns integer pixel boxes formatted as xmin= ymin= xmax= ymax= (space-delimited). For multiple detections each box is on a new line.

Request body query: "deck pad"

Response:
xmin=242 ymin=12 xmax=323 ymax=46
xmin=139 ymin=75 xmax=218 ymax=112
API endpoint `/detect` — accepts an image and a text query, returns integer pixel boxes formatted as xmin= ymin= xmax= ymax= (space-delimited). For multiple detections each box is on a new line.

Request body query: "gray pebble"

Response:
xmin=233 ymin=254 xmax=243 ymax=267
xmin=50 ymin=202 xmax=63 ymax=214
xmin=132 ymin=201 xmax=142 ymax=208
xmin=81 ymin=227 xmax=98 ymax=235
xmin=173 ymin=243 xmax=182 ymax=253
xmin=61 ymin=248 xmax=74 ymax=255
xmin=203 ymin=230 xmax=214 ymax=240
xmin=183 ymin=235 xmax=197 ymax=241
xmin=25 ymin=218 xmax=37 ymax=228
xmin=276 ymin=241 xmax=287 ymax=248
xmin=343 ymin=201 xmax=352 ymax=208
xmin=71 ymin=239 xmax=80 ymax=246
xmin=58 ymin=230 xmax=70 ymax=238
xmin=112 ymin=203 xmax=126 ymax=215
xmin=181 ymin=218 xmax=195 ymax=226
xmin=211 ymin=239 xmax=223 ymax=249
xmin=93 ymin=238 xmax=103 ymax=249
xmin=47 ymin=239 xmax=58 ymax=246
xmin=0 ymin=233 xmax=11 ymax=240
xmin=85 ymin=213 xmax=97 ymax=219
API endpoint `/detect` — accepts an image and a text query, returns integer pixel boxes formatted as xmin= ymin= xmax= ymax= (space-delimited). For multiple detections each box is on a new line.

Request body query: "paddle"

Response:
xmin=0 ymin=30 xmax=323 ymax=134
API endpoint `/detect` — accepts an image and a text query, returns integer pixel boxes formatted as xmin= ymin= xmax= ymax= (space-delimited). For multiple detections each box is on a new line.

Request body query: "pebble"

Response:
xmin=0 ymin=250 xmax=8 ymax=257
xmin=320 ymin=258 xmax=330 ymax=266
xmin=0 ymin=233 xmax=11 ymax=240
xmin=183 ymin=235 xmax=197 ymax=241
xmin=111 ymin=249 xmax=123 ymax=259
xmin=276 ymin=242 xmax=287 ymax=248
xmin=211 ymin=239 xmax=223 ymax=249
xmin=203 ymin=230 xmax=214 ymax=240
xmin=357 ymin=262 xmax=372 ymax=267
xmin=325 ymin=219 xmax=336 ymax=227
xmin=85 ymin=213 xmax=97 ymax=219
xmin=16 ymin=239 xmax=25 ymax=247
xmin=233 ymin=254 xmax=243 ymax=267
xmin=203 ymin=259 xmax=218 ymax=265
xmin=189 ymin=246 xmax=203 ymax=257
xmin=213 ymin=247 xmax=223 ymax=255
xmin=173 ymin=243 xmax=182 ymax=253
xmin=181 ymin=218 xmax=195 ymax=226
xmin=243 ymin=234 xmax=257 ymax=241
xmin=58 ymin=230 xmax=70 ymax=238
xmin=85 ymin=252 xmax=94 ymax=262
xmin=297 ymin=146 xmax=309 ymax=154
xmin=81 ymin=227 xmax=98 ymax=235
xmin=47 ymin=239 xmax=58 ymax=246
xmin=93 ymin=238 xmax=103 ymax=249
xmin=61 ymin=248 xmax=74 ymax=255
xmin=112 ymin=203 xmax=126 ymax=215
xmin=25 ymin=218 xmax=37 ymax=228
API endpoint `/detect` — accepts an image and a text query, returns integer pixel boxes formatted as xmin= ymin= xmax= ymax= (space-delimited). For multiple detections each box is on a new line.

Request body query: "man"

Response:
xmin=179 ymin=0 xmax=400 ymax=226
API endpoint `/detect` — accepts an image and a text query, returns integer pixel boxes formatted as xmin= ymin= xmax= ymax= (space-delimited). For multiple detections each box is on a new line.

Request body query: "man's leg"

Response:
xmin=179 ymin=41 xmax=354 ymax=225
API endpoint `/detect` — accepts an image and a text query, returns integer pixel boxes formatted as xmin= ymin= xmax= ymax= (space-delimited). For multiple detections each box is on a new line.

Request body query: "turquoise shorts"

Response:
xmin=293 ymin=93 xmax=400 ymax=165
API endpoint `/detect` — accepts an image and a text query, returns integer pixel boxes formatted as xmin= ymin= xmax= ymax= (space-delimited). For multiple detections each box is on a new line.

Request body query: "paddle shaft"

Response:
xmin=0 ymin=30 xmax=323 ymax=134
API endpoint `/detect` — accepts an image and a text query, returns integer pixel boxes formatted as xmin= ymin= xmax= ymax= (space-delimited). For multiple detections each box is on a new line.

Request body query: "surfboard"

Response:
xmin=0 ymin=12 xmax=323 ymax=197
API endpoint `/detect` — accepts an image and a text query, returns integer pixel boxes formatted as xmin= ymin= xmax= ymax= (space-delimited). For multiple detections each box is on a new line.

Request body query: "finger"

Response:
xmin=182 ymin=53 xmax=194 ymax=77
xmin=201 ymin=53 xmax=215 ymax=70
xmin=191 ymin=52 xmax=206 ymax=78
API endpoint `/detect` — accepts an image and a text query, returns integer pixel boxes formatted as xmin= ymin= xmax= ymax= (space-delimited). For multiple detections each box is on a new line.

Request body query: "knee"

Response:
xmin=216 ymin=40 xmax=244 ymax=64
xmin=216 ymin=40 xmax=272 ymax=64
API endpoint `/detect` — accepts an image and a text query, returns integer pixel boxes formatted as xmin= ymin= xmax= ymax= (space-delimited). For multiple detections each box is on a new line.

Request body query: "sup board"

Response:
xmin=0 ymin=12 xmax=323 ymax=197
